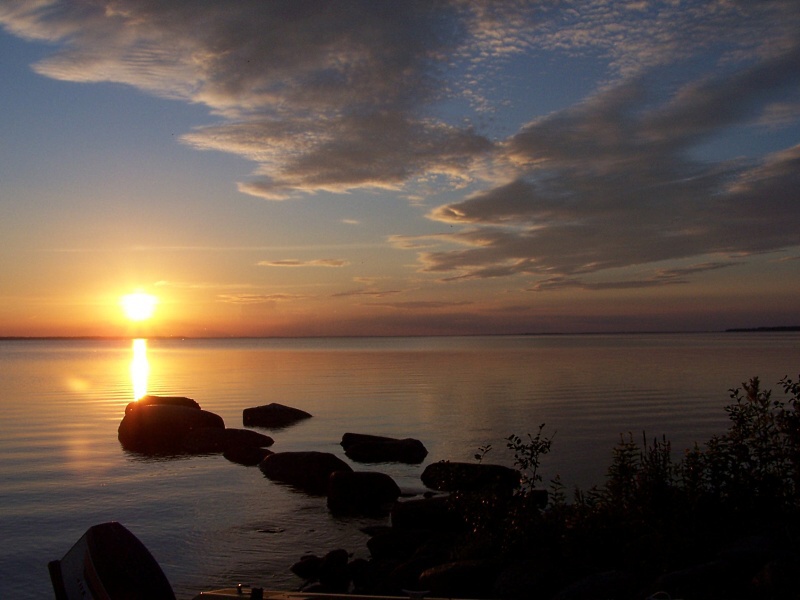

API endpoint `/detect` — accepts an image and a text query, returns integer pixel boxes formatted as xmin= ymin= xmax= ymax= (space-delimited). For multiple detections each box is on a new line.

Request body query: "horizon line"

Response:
xmin=1 ymin=326 xmax=798 ymax=342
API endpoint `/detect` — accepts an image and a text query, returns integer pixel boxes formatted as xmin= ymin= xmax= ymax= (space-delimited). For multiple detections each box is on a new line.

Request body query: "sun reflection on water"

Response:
xmin=130 ymin=338 xmax=149 ymax=400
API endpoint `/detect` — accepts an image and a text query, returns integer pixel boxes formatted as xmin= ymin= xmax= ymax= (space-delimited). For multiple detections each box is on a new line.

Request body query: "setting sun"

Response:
xmin=120 ymin=292 xmax=158 ymax=322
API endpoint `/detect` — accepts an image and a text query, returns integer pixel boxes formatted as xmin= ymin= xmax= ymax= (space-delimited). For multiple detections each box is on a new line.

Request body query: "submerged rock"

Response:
xmin=181 ymin=427 xmax=274 ymax=460
xmin=222 ymin=428 xmax=275 ymax=465
xmin=243 ymin=403 xmax=312 ymax=429
xmin=223 ymin=444 xmax=273 ymax=466
xmin=259 ymin=451 xmax=352 ymax=494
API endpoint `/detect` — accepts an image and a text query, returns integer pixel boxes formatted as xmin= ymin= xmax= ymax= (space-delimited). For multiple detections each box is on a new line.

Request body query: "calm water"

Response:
xmin=1 ymin=333 xmax=798 ymax=599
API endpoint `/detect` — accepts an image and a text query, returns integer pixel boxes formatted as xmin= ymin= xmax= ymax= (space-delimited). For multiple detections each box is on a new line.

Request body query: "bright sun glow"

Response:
xmin=120 ymin=292 xmax=158 ymax=322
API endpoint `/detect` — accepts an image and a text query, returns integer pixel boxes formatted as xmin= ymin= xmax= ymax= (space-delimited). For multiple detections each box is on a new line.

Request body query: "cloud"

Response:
xmin=368 ymin=300 xmax=474 ymax=310
xmin=257 ymin=258 xmax=349 ymax=268
xmin=217 ymin=293 xmax=303 ymax=305
xmin=421 ymin=44 xmax=800 ymax=285
xmin=529 ymin=262 xmax=739 ymax=292
xmin=330 ymin=288 xmax=403 ymax=299
xmin=6 ymin=0 xmax=797 ymax=203
xmin=1 ymin=1 xmax=498 ymax=199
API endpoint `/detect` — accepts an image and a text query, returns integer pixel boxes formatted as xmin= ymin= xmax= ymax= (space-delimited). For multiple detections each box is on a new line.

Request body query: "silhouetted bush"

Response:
xmin=454 ymin=374 xmax=800 ymax=587
xmin=300 ymin=375 xmax=800 ymax=598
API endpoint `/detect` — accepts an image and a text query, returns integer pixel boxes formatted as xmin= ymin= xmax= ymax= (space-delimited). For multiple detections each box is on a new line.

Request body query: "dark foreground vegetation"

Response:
xmin=296 ymin=375 xmax=800 ymax=599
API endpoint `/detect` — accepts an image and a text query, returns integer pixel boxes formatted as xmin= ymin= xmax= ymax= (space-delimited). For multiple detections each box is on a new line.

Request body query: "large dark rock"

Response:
xmin=291 ymin=554 xmax=324 ymax=580
xmin=222 ymin=428 xmax=275 ymax=465
xmin=125 ymin=395 xmax=200 ymax=415
xmin=243 ymin=403 xmax=312 ymax=429
xmin=118 ymin=404 xmax=225 ymax=453
xmin=292 ymin=549 xmax=351 ymax=594
xmin=421 ymin=461 xmax=520 ymax=493
xmin=340 ymin=433 xmax=428 ymax=464
xmin=327 ymin=471 xmax=401 ymax=514
xmin=181 ymin=427 xmax=274 ymax=463
xmin=181 ymin=426 xmax=227 ymax=453
xmin=259 ymin=451 xmax=352 ymax=494
xmin=224 ymin=444 xmax=273 ymax=466
xmin=223 ymin=427 xmax=274 ymax=449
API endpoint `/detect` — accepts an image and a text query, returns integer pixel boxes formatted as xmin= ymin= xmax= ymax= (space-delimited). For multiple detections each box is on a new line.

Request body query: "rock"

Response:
xmin=340 ymin=433 xmax=428 ymax=464
xmin=291 ymin=554 xmax=323 ymax=580
xmin=222 ymin=429 xmax=275 ymax=465
xmin=182 ymin=427 xmax=274 ymax=455
xmin=318 ymin=548 xmax=351 ymax=592
xmin=259 ymin=451 xmax=352 ymax=494
xmin=327 ymin=471 xmax=401 ymax=514
xmin=181 ymin=426 xmax=227 ymax=453
xmin=421 ymin=461 xmax=520 ymax=493
xmin=125 ymin=394 xmax=200 ymax=415
xmin=418 ymin=559 xmax=503 ymax=599
xmin=224 ymin=445 xmax=273 ymax=466
xmin=346 ymin=558 xmax=373 ymax=594
xmin=224 ymin=427 xmax=274 ymax=448
xmin=243 ymin=403 xmax=312 ymax=428
xmin=390 ymin=496 xmax=466 ymax=533
xmin=291 ymin=550 xmax=351 ymax=593
xmin=118 ymin=404 xmax=225 ymax=453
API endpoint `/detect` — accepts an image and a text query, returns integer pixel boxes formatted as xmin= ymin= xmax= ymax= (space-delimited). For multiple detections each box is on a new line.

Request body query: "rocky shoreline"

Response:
xmin=118 ymin=391 xmax=800 ymax=599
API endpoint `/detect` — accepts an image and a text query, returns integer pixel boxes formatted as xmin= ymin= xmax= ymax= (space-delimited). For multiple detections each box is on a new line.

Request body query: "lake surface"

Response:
xmin=1 ymin=333 xmax=798 ymax=599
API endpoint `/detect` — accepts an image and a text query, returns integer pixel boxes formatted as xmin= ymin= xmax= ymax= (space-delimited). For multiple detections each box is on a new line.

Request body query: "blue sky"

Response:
xmin=1 ymin=1 xmax=798 ymax=337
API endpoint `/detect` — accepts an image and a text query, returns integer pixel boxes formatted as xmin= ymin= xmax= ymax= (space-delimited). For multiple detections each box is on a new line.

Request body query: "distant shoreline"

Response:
xmin=724 ymin=326 xmax=800 ymax=332
xmin=1 ymin=328 xmax=799 ymax=341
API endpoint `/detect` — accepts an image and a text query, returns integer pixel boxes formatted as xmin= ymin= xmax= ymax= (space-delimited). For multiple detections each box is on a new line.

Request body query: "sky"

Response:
xmin=1 ymin=0 xmax=799 ymax=338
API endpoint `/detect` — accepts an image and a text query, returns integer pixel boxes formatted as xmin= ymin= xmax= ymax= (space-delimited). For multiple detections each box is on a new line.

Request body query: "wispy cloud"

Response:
xmin=368 ymin=300 xmax=473 ymax=310
xmin=331 ymin=288 xmax=403 ymax=299
xmin=257 ymin=259 xmax=349 ymax=268
xmin=529 ymin=262 xmax=739 ymax=292
xmin=420 ymin=44 xmax=800 ymax=286
xmin=217 ymin=293 xmax=305 ymax=305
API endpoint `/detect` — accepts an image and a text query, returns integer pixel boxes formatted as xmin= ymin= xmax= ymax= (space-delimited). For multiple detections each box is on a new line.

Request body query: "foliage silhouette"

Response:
xmin=449 ymin=374 xmax=800 ymax=596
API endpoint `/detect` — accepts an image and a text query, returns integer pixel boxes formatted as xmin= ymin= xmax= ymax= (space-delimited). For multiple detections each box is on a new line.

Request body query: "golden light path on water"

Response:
xmin=130 ymin=338 xmax=149 ymax=400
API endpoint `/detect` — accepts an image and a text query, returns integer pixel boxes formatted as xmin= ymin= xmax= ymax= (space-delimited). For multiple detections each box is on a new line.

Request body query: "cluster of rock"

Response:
xmin=118 ymin=395 xmax=274 ymax=465
xmin=118 ymin=396 xmax=800 ymax=599
xmin=290 ymin=461 xmax=525 ymax=598
xmin=116 ymin=397 xmax=429 ymax=513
